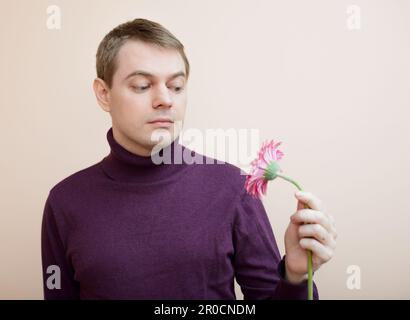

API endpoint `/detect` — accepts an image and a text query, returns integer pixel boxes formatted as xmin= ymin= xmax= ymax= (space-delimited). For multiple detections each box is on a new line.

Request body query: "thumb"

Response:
xmin=295 ymin=192 xmax=309 ymax=210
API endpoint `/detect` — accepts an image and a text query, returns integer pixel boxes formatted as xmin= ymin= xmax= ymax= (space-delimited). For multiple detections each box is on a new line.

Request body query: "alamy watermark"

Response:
xmin=46 ymin=5 xmax=61 ymax=30
xmin=46 ymin=265 xmax=61 ymax=290
xmin=346 ymin=264 xmax=361 ymax=290
xmin=346 ymin=5 xmax=361 ymax=30
xmin=149 ymin=121 xmax=262 ymax=174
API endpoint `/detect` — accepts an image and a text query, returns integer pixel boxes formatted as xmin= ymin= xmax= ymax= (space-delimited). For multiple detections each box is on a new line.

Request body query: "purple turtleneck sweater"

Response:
xmin=41 ymin=127 xmax=319 ymax=300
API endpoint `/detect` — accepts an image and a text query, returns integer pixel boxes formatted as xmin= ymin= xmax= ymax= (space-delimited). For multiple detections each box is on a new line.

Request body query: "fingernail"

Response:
xmin=295 ymin=191 xmax=303 ymax=197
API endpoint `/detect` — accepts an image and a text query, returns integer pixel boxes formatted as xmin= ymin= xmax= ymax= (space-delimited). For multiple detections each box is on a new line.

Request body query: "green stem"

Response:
xmin=276 ymin=173 xmax=314 ymax=300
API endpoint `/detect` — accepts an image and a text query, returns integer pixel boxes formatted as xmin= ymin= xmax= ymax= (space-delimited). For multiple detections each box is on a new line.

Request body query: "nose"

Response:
xmin=152 ymin=84 xmax=172 ymax=109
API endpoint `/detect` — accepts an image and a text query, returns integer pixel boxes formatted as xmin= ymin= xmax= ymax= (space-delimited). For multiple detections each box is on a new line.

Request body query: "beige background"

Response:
xmin=1 ymin=0 xmax=410 ymax=299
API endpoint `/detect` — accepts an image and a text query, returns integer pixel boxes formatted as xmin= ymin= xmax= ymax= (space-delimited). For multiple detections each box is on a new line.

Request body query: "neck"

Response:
xmin=112 ymin=126 xmax=159 ymax=157
xmin=100 ymin=126 xmax=192 ymax=184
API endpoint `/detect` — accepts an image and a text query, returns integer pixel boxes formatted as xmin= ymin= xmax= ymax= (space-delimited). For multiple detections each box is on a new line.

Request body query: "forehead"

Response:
xmin=114 ymin=40 xmax=185 ymax=79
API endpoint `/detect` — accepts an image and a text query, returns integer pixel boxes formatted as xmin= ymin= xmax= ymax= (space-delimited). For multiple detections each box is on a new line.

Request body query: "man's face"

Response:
xmin=97 ymin=40 xmax=188 ymax=156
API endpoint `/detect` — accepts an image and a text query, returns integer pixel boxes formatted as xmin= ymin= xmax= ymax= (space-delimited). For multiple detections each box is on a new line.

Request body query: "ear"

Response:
xmin=93 ymin=78 xmax=111 ymax=112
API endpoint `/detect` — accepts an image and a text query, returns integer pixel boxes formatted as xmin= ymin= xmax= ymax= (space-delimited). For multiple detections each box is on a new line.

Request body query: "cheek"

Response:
xmin=111 ymin=89 xmax=150 ymax=121
xmin=174 ymin=94 xmax=187 ymax=115
xmin=113 ymin=87 xmax=148 ymax=106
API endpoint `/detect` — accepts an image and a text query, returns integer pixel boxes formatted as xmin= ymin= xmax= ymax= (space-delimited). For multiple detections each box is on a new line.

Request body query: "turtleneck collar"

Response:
xmin=100 ymin=127 xmax=192 ymax=184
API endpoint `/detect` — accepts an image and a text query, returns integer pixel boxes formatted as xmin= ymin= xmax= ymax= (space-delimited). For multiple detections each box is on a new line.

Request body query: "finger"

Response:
xmin=294 ymin=191 xmax=323 ymax=211
xmin=328 ymin=215 xmax=338 ymax=240
xmin=323 ymin=213 xmax=337 ymax=240
xmin=291 ymin=209 xmax=332 ymax=234
xmin=299 ymin=238 xmax=333 ymax=263
xmin=299 ymin=224 xmax=337 ymax=250
xmin=298 ymin=223 xmax=331 ymax=246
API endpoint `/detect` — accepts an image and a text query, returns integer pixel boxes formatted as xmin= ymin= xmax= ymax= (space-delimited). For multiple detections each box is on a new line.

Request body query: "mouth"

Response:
xmin=147 ymin=119 xmax=174 ymax=127
xmin=148 ymin=117 xmax=174 ymax=123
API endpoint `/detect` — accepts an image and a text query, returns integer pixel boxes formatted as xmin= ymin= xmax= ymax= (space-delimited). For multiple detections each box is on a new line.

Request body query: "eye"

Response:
xmin=131 ymin=85 xmax=150 ymax=92
xmin=171 ymin=86 xmax=183 ymax=93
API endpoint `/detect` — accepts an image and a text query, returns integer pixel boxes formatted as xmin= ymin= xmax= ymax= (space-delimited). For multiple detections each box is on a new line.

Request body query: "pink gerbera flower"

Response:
xmin=244 ymin=140 xmax=285 ymax=199
xmin=244 ymin=138 xmax=314 ymax=300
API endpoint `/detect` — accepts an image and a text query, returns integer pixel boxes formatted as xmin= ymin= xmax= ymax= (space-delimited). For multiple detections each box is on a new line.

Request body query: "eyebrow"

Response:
xmin=124 ymin=70 xmax=186 ymax=81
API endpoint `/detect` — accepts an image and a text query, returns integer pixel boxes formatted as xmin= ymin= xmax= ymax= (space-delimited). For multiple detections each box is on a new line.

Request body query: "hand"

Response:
xmin=284 ymin=191 xmax=337 ymax=284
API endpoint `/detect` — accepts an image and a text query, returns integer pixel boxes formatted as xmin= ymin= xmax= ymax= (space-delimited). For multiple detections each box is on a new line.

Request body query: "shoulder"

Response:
xmin=47 ymin=161 xmax=102 ymax=207
xmin=185 ymin=146 xmax=249 ymax=197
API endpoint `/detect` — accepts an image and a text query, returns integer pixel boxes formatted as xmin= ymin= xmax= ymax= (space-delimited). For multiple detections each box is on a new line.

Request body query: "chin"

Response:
xmin=148 ymin=128 xmax=175 ymax=146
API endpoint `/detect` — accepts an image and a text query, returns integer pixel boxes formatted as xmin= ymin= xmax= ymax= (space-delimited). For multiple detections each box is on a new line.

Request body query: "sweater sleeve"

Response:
xmin=41 ymin=192 xmax=80 ymax=299
xmin=232 ymin=189 xmax=319 ymax=300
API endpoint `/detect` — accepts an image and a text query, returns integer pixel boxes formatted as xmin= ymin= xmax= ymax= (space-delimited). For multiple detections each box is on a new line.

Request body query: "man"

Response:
xmin=41 ymin=18 xmax=337 ymax=299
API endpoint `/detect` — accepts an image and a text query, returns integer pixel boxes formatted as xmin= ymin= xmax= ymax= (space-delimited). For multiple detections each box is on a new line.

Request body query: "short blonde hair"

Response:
xmin=96 ymin=18 xmax=190 ymax=88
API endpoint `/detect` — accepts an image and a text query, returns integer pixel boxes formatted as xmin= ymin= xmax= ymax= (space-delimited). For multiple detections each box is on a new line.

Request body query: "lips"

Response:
xmin=148 ymin=118 xmax=174 ymax=123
